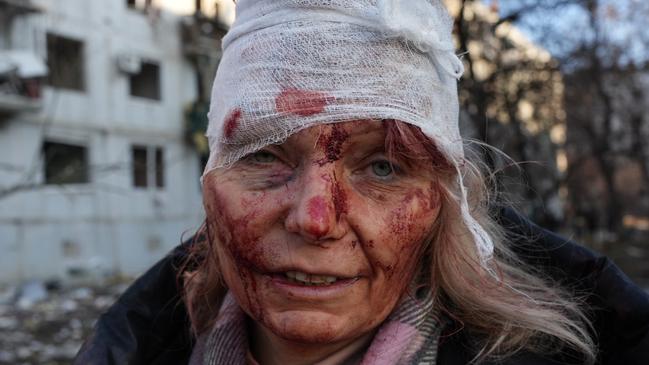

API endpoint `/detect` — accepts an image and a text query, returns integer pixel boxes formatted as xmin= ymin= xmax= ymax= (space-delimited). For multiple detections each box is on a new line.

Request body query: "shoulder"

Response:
xmin=437 ymin=328 xmax=578 ymax=365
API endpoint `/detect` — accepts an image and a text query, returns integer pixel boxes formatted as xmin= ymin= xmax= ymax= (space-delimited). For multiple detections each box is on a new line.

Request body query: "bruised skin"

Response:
xmin=202 ymin=121 xmax=441 ymax=362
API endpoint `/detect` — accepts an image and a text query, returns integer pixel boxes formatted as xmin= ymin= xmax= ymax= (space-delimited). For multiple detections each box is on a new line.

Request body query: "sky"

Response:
xmin=156 ymin=0 xmax=236 ymax=24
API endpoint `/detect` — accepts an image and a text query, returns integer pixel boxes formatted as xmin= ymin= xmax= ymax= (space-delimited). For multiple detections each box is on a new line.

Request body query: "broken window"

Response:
xmin=129 ymin=61 xmax=161 ymax=100
xmin=132 ymin=145 xmax=165 ymax=189
xmin=43 ymin=141 xmax=89 ymax=184
xmin=46 ymin=33 xmax=85 ymax=91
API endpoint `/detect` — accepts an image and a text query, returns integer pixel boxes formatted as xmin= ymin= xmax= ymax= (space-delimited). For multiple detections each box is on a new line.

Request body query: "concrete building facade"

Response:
xmin=0 ymin=0 xmax=226 ymax=283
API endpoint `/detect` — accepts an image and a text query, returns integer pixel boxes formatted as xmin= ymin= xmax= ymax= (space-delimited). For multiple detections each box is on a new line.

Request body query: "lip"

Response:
xmin=267 ymin=265 xmax=364 ymax=279
xmin=265 ymin=273 xmax=360 ymax=299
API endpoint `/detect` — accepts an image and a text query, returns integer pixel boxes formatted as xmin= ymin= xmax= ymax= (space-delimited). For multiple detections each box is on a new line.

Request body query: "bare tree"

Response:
xmin=452 ymin=0 xmax=567 ymax=227
xmin=455 ymin=0 xmax=649 ymax=236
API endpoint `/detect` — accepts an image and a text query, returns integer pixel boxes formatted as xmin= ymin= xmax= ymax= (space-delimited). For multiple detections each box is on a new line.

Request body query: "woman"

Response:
xmin=75 ymin=0 xmax=649 ymax=364
xmin=184 ymin=0 xmax=594 ymax=364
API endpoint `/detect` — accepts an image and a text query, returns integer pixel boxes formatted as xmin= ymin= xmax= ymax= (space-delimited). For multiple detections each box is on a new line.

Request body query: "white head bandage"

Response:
xmin=204 ymin=0 xmax=494 ymax=263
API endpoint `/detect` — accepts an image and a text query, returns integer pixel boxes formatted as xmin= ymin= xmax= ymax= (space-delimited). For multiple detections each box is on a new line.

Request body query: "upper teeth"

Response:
xmin=285 ymin=271 xmax=338 ymax=285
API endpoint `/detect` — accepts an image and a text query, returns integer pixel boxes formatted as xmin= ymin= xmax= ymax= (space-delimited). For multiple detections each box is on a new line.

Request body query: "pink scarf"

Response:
xmin=190 ymin=290 xmax=443 ymax=365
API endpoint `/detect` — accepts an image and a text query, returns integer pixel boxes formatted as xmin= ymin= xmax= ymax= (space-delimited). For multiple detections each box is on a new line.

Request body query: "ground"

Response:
xmin=0 ymin=279 xmax=132 ymax=365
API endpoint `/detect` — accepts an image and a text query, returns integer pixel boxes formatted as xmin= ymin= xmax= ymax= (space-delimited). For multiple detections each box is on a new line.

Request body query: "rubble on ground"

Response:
xmin=0 ymin=279 xmax=132 ymax=365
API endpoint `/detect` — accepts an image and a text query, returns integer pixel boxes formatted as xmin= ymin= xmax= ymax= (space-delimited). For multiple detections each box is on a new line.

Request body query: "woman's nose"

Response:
xmin=284 ymin=171 xmax=348 ymax=242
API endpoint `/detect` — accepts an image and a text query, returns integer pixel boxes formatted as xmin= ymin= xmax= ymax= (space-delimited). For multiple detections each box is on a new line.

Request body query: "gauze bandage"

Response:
xmin=204 ymin=0 xmax=495 ymax=263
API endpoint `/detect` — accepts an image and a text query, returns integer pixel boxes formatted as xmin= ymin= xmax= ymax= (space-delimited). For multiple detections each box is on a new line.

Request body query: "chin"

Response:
xmin=264 ymin=310 xmax=358 ymax=344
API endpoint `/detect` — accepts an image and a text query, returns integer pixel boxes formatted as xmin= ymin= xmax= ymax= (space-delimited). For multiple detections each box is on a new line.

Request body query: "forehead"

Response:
xmin=283 ymin=120 xmax=385 ymax=148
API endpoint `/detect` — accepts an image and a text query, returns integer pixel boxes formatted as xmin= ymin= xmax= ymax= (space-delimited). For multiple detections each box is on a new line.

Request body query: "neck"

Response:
xmin=250 ymin=321 xmax=374 ymax=365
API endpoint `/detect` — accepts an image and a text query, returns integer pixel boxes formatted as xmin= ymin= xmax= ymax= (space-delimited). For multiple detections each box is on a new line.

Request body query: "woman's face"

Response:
xmin=203 ymin=120 xmax=441 ymax=344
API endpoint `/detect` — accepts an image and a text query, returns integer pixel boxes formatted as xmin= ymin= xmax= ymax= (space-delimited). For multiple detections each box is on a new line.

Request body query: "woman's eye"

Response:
xmin=250 ymin=150 xmax=277 ymax=163
xmin=371 ymin=160 xmax=393 ymax=177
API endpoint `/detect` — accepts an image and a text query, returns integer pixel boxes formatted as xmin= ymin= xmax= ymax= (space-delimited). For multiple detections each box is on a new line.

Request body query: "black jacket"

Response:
xmin=74 ymin=208 xmax=649 ymax=365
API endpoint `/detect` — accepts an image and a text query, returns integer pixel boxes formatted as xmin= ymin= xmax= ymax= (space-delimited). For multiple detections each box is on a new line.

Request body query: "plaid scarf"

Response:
xmin=190 ymin=288 xmax=444 ymax=365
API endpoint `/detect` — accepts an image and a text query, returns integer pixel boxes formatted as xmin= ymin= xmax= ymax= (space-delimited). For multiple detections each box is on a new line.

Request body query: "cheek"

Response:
xmin=202 ymin=177 xmax=295 ymax=320
xmin=203 ymin=182 xmax=264 ymax=307
xmin=366 ymin=185 xmax=440 ymax=280
xmin=203 ymin=179 xmax=288 ymax=267
xmin=203 ymin=182 xmax=260 ymax=256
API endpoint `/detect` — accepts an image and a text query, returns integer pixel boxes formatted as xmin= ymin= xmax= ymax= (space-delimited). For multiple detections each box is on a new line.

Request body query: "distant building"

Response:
xmin=0 ymin=0 xmax=227 ymax=283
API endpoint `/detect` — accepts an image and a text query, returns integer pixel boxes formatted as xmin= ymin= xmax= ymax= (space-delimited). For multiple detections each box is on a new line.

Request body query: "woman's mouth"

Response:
xmin=283 ymin=271 xmax=339 ymax=286
xmin=265 ymin=270 xmax=360 ymax=297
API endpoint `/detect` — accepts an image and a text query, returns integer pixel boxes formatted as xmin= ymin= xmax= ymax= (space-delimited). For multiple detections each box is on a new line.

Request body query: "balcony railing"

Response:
xmin=0 ymin=50 xmax=47 ymax=115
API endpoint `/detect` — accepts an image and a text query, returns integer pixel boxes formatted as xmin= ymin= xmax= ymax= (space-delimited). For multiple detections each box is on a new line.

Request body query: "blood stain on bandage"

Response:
xmin=223 ymin=108 xmax=242 ymax=139
xmin=275 ymin=88 xmax=332 ymax=116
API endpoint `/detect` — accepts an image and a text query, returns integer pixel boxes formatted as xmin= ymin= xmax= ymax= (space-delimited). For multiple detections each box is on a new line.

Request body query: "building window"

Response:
xmin=43 ymin=141 xmax=89 ymax=184
xmin=132 ymin=145 xmax=148 ymax=187
xmin=155 ymin=147 xmax=165 ymax=188
xmin=46 ymin=33 xmax=85 ymax=91
xmin=132 ymin=145 xmax=165 ymax=188
xmin=129 ymin=61 xmax=161 ymax=100
xmin=127 ymin=0 xmax=152 ymax=10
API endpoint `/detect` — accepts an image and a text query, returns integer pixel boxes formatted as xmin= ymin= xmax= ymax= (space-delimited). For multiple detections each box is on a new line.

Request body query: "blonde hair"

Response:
xmin=430 ymin=159 xmax=596 ymax=363
xmin=183 ymin=120 xmax=597 ymax=364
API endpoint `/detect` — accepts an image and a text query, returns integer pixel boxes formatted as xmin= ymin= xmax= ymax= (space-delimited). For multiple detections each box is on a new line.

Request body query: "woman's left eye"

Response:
xmin=370 ymin=160 xmax=394 ymax=177
xmin=250 ymin=150 xmax=277 ymax=163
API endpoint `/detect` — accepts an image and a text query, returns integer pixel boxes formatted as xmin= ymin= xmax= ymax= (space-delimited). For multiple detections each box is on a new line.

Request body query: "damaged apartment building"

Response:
xmin=0 ymin=0 xmax=228 ymax=283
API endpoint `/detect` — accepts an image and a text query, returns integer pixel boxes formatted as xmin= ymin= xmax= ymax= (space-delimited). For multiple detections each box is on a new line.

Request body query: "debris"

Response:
xmin=0 ymin=286 xmax=16 ymax=305
xmin=0 ymin=279 xmax=132 ymax=365
xmin=70 ymin=287 xmax=92 ymax=300
xmin=17 ymin=281 xmax=48 ymax=309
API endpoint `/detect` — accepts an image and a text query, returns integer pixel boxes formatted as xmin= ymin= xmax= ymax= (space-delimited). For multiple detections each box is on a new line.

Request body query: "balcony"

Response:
xmin=0 ymin=0 xmax=41 ymax=16
xmin=0 ymin=50 xmax=47 ymax=115
xmin=180 ymin=14 xmax=228 ymax=60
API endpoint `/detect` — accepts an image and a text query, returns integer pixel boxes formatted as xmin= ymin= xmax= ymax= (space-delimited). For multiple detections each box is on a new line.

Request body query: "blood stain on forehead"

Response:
xmin=316 ymin=124 xmax=349 ymax=166
xmin=223 ymin=108 xmax=242 ymax=139
xmin=275 ymin=88 xmax=333 ymax=117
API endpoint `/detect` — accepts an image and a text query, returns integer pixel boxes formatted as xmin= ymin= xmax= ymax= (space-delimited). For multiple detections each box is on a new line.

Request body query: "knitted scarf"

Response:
xmin=190 ymin=288 xmax=444 ymax=365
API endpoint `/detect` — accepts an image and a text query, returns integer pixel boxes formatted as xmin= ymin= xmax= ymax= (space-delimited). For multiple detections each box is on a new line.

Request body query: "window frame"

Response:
xmin=129 ymin=60 xmax=161 ymax=101
xmin=45 ymin=32 xmax=86 ymax=92
xmin=131 ymin=144 xmax=165 ymax=190
xmin=42 ymin=140 xmax=90 ymax=185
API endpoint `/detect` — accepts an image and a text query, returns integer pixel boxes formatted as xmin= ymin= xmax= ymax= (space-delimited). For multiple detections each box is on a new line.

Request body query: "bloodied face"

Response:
xmin=202 ymin=120 xmax=442 ymax=345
